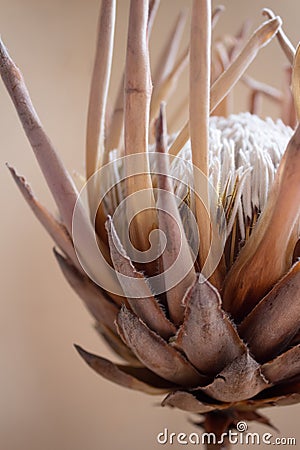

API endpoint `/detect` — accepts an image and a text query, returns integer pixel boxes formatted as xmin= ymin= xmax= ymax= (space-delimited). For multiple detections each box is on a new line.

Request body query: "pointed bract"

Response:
xmin=175 ymin=277 xmax=246 ymax=375
xmin=95 ymin=323 xmax=141 ymax=367
xmin=162 ymin=391 xmax=228 ymax=413
xmin=8 ymin=165 xmax=81 ymax=271
xmin=75 ymin=345 xmax=173 ymax=394
xmin=155 ymin=105 xmax=196 ymax=324
xmin=54 ymin=250 xmax=119 ymax=331
xmin=116 ymin=306 xmax=207 ymax=387
xmin=106 ymin=217 xmax=176 ymax=339
xmin=201 ymin=352 xmax=269 ymax=402
xmin=239 ymin=262 xmax=300 ymax=361
xmin=262 ymin=345 xmax=300 ymax=384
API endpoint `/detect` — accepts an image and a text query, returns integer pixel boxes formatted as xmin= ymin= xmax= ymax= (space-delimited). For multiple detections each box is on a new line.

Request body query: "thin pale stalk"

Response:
xmin=210 ymin=95 xmax=231 ymax=117
xmin=281 ymin=66 xmax=297 ymax=128
xmin=105 ymin=0 xmax=159 ymax=159
xmin=292 ymin=43 xmax=300 ymax=120
xmin=190 ymin=0 xmax=211 ymax=270
xmin=242 ymin=75 xmax=282 ymax=115
xmin=124 ymin=0 xmax=156 ymax=252
xmin=211 ymin=42 xmax=231 ymax=117
xmin=229 ymin=19 xmax=252 ymax=62
xmin=210 ymin=17 xmax=281 ymax=112
xmin=86 ymin=0 xmax=115 ymax=185
xmin=249 ymin=90 xmax=263 ymax=115
xmin=72 ymin=171 xmax=86 ymax=191
xmin=263 ymin=8 xmax=295 ymax=64
xmin=100 ymin=0 xmax=159 ymax=244
xmin=242 ymin=75 xmax=282 ymax=102
xmin=169 ymin=16 xmax=281 ymax=157
xmin=104 ymin=73 xmax=124 ymax=156
xmin=210 ymin=47 xmax=230 ymax=117
xmin=147 ymin=0 xmax=160 ymax=36
xmin=211 ymin=5 xmax=225 ymax=30
xmin=214 ymin=42 xmax=230 ymax=71
xmin=207 ymin=32 xmax=242 ymax=78
xmin=211 ymin=52 xmax=223 ymax=83
xmin=152 ymin=10 xmax=187 ymax=86
xmin=168 ymin=94 xmax=189 ymax=133
xmin=150 ymin=47 xmax=188 ymax=124
xmin=86 ymin=1 xmax=116 ymax=244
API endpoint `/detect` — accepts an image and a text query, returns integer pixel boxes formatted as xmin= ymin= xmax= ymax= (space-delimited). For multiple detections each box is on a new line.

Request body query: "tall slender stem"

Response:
xmin=190 ymin=0 xmax=211 ymax=269
xmin=124 ymin=0 xmax=157 ymax=252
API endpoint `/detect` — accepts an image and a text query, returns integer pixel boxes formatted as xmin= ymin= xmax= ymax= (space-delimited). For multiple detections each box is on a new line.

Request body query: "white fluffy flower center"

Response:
xmin=171 ymin=112 xmax=293 ymax=241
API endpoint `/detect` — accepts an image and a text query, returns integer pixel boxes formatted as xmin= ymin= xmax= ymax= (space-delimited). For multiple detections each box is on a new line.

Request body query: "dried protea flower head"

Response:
xmin=2 ymin=0 xmax=300 ymax=447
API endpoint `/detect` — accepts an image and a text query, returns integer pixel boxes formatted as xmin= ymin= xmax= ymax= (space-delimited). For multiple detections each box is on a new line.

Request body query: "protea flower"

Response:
xmin=1 ymin=1 xmax=300 ymax=449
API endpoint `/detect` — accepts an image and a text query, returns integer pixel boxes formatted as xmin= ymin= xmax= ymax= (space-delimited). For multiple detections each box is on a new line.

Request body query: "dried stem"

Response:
xmin=229 ymin=19 xmax=252 ymax=61
xmin=210 ymin=17 xmax=281 ymax=112
xmin=211 ymin=41 xmax=231 ymax=116
xmin=168 ymin=94 xmax=189 ymax=133
xmin=263 ymin=8 xmax=295 ymax=64
xmin=100 ymin=0 xmax=160 ymax=243
xmin=150 ymin=46 xmax=189 ymax=123
xmin=105 ymin=0 xmax=159 ymax=158
xmin=105 ymin=73 xmax=124 ymax=155
xmin=249 ymin=91 xmax=262 ymax=115
xmin=214 ymin=42 xmax=230 ymax=71
xmin=242 ymin=74 xmax=282 ymax=115
xmin=124 ymin=0 xmax=156 ymax=251
xmin=281 ymin=66 xmax=297 ymax=128
xmin=242 ymin=75 xmax=282 ymax=102
xmin=189 ymin=0 xmax=211 ymax=270
xmin=147 ymin=0 xmax=160 ymax=36
xmin=169 ymin=16 xmax=282 ymax=156
xmin=86 ymin=0 xmax=115 ymax=184
xmin=292 ymin=43 xmax=300 ymax=120
xmin=152 ymin=10 xmax=187 ymax=86
xmin=86 ymin=0 xmax=116 ymax=243
xmin=211 ymin=5 xmax=225 ymax=30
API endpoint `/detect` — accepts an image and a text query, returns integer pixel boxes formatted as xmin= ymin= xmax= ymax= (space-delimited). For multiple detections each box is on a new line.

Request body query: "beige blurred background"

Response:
xmin=0 ymin=1 xmax=299 ymax=449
